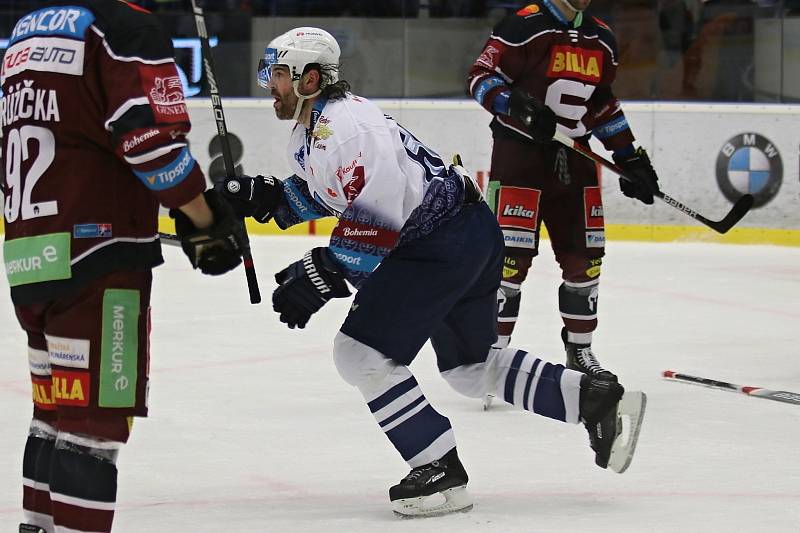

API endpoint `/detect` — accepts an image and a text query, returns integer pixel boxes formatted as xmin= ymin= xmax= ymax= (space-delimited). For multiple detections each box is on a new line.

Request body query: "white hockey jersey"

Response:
xmin=272 ymin=93 xmax=467 ymax=287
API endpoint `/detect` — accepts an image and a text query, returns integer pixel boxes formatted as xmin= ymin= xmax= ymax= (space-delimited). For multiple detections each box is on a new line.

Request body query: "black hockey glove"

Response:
xmin=613 ymin=147 xmax=660 ymax=205
xmin=169 ymin=189 xmax=247 ymax=276
xmin=508 ymin=87 xmax=557 ymax=143
xmin=272 ymin=247 xmax=351 ymax=329
xmin=216 ymin=174 xmax=283 ymax=223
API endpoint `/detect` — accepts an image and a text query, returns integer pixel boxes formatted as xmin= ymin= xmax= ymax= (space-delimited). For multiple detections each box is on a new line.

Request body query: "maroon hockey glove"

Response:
xmin=272 ymin=248 xmax=351 ymax=329
xmin=217 ymin=175 xmax=283 ymax=223
xmin=508 ymin=88 xmax=557 ymax=143
xmin=170 ymin=189 xmax=247 ymax=275
xmin=613 ymin=147 xmax=660 ymax=205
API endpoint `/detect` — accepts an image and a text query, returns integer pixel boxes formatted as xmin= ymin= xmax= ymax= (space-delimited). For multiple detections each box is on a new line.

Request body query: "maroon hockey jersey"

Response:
xmin=2 ymin=0 xmax=206 ymax=304
xmin=468 ymin=1 xmax=635 ymax=150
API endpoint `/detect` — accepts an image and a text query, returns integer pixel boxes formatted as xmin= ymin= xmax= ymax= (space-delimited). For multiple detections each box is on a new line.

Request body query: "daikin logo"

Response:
xmin=716 ymin=133 xmax=782 ymax=208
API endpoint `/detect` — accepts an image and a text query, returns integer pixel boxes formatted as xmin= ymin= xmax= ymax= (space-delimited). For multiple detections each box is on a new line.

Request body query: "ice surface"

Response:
xmin=1 ymin=237 xmax=798 ymax=532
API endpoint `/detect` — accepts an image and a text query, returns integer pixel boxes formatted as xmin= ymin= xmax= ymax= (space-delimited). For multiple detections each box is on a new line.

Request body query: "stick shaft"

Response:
xmin=663 ymin=370 xmax=800 ymax=406
xmin=552 ymin=130 xmax=752 ymax=234
xmin=190 ymin=0 xmax=261 ymax=304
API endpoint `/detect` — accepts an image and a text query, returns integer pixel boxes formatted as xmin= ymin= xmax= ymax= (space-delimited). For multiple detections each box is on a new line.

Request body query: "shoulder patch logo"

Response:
xmin=517 ymin=4 xmax=540 ymax=16
xmin=140 ymin=64 xmax=189 ymax=122
xmin=476 ymin=45 xmax=500 ymax=69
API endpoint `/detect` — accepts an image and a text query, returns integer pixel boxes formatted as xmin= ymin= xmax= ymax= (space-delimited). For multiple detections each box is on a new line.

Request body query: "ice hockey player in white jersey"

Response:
xmin=221 ymin=27 xmax=647 ymax=518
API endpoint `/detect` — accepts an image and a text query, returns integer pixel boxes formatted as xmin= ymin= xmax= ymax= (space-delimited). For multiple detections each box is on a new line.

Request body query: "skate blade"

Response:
xmin=392 ymin=486 xmax=473 ymax=518
xmin=483 ymin=394 xmax=494 ymax=411
xmin=608 ymin=391 xmax=647 ymax=474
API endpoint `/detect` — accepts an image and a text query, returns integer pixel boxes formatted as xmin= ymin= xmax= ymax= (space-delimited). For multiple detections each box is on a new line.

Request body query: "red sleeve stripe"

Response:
xmin=593 ymin=16 xmax=611 ymax=31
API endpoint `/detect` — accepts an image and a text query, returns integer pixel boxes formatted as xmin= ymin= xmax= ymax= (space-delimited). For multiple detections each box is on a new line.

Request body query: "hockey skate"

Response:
xmin=563 ymin=328 xmax=618 ymax=382
xmin=580 ymin=377 xmax=646 ymax=474
xmin=389 ymin=448 xmax=473 ymax=518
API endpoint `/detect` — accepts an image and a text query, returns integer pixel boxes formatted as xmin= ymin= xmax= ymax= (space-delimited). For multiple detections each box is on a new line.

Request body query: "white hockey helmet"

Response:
xmin=257 ymin=27 xmax=340 ymax=89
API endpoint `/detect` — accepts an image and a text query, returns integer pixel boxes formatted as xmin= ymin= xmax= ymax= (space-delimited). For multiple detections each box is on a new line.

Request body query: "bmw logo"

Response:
xmin=716 ymin=133 xmax=782 ymax=208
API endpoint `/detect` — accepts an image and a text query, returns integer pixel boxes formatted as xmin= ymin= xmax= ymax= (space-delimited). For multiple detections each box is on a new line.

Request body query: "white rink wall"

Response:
xmin=185 ymin=99 xmax=800 ymax=243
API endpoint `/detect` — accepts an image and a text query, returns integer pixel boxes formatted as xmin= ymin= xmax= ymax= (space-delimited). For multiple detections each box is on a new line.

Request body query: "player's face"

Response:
xmin=266 ymin=66 xmax=298 ymax=120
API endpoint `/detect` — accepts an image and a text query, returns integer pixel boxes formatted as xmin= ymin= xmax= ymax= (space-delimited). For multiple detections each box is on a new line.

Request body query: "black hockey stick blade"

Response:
xmin=552 ymin=131 xmax=753 ymax=234
xmin=656 ymin=191 xmax=753 ymax=234
xmin=663 ymin=370 xmax=800 ymax=406
xmin=710 ymin=193 xmax=753 ymax=234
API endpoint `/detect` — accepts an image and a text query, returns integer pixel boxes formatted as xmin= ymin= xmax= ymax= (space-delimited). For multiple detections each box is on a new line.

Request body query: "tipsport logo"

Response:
xmin=716 ymin=133 xmax=782 ymax=208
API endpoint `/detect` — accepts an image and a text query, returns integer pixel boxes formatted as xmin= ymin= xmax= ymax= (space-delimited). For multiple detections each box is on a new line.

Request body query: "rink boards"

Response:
xmin=2 ymin=99 xmax=799 ymax=245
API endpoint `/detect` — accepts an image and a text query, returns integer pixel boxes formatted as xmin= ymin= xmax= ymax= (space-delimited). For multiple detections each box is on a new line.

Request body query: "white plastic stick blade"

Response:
xmin=483 ymin=394 xmax=494 ymax=411
xmin=607 ymin=391 xmax=647 ymax=474
xmin=392 ymin=486 xmax=473 ymax=518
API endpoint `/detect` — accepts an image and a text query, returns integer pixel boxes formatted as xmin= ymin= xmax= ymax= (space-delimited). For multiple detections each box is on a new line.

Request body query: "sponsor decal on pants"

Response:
xmin=51 ymin=370 xmax=89 ymax=407
xmin=31 ymin=376 xmax=56 ymax=410
xmin=100 ymin=289 xmax=140 ymax=408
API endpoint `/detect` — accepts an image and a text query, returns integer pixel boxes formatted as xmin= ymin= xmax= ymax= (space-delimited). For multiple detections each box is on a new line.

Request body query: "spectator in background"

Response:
xmin=682 ymin=0 xmax=756 ymax=101
xmin=656 ymin=0 xmax=703 ymax=98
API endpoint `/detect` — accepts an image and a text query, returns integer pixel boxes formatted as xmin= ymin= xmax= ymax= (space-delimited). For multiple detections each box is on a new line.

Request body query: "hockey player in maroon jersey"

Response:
xmin=467 ymin=0 xmax=659 ymax=462
xmin=468 ymin=4 xmax=657 ymax=384
xmin=3 ymin=2 xmax=245 ymax=532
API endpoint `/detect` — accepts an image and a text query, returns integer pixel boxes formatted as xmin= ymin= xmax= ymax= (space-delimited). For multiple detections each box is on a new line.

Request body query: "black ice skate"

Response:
xmin=563 ymin=328 xmax=618 ymax=382
xmin=580 ymin=376 xmax=647 ymax=474
xmin=389 ymin=448 xmax=473 ymax=518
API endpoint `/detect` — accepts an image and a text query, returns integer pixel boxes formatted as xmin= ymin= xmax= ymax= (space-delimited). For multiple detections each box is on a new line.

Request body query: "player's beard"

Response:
xmin=273 ymin=88 xmax=299 ymax=120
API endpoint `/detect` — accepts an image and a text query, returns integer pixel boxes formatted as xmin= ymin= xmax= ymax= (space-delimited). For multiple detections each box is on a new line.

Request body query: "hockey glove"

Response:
xmin=508 ymin=88 xmax=557 ymax=143
xmin=170 ymin=189 xmax=247 ymax=275
xmin=613 ymin=147 xmax=660 ymax=205
xmin=272 ymin=247 xmax=351 ymax=329
xmin=217 ymin=174 xmax=283 ymax=223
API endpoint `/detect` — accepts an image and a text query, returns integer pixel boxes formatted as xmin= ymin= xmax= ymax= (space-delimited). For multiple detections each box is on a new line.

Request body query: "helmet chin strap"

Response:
xmin=292 ymin=80 xmax=322 ymax=121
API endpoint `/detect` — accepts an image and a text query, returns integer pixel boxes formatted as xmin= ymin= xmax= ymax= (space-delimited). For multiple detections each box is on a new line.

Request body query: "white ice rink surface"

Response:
xmin=1 ymin=237 xmax=799 ymax=532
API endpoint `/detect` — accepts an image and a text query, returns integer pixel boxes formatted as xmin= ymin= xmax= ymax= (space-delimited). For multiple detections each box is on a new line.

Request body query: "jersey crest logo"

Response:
xmin=547 ymin=46 xmax=603 ymax=83
xmin=150 ymin=76 xmax=184 ymax=106
xmin=312 ymin=123 xmax=333 ymax=141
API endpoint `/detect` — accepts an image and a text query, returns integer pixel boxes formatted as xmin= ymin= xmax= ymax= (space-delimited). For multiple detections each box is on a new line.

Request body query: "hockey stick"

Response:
xmin=663 ymin=370 xmax=800 ymax=406
xmin=552 ymin=130 xmax=753 ymax=234
xmin=190 ymin=0 xmax=261 ymax=304
xmin=159 ymin=232 xmax=181 ymax=247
